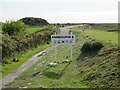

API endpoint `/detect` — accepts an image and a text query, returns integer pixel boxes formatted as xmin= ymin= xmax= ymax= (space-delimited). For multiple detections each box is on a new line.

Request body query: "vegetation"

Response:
xmin=25 ymin=26 xmax=48 ymax=34
xmin=77 ymin=45 xmax=119 ymax=88
xmin=4 ymin=24 xmax=119 ymax=88
xmin=0 ymin=18 xmax=58 ymax=77
xmin=2 ymin=27 xmax=56 ymax=60
xmin=20 ymin=17 xmax=49 ymax=26
xmin=0 ymin=22 xmax=1 ymax=79
xmin=2 ymin=43 xmax=50 ymax=77
xmin=91 ymin=23 xmax=118 ymax=32
xmin=2 ymin=23 xmax=119 ymax=88
xmin=81 ymin=41 xmax=103 ymax=53
xmin=4 ymin=44 xmax=89 ymax=88
xmin=0 ymin=21 xmax=2 ymax=33
xmin=71 ymin=24 xmax=118 ymax=45
xmin=71 ymin=25 xmax=119 ymax=88
xmin=81 ymin=29 xmax=118 ymax=45
xmin=2 ymin=18 xmax=58 ymax=78
xmin=2 ymin=20 xmax=26 ymax=36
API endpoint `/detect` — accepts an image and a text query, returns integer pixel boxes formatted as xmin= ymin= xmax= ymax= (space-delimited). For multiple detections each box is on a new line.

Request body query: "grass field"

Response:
xmin=92 ymin=24 xmax=118 ymax=31
xmin=2 ymin=43 xmax=50 ymax=78
xmin=70 ymin=25 xmax=118 ymax=45
xmin=4 ymin=25 xmax=119 ymax=88
xmin=25 ymin=26 xmax=48 ymax=34
xmin=81 ymin=29 xmax=118 ymax=45
xmin=5 ymin=44 xmax=89 ymax=88
xmin=71 ymin=26 xmax=119 ymax=88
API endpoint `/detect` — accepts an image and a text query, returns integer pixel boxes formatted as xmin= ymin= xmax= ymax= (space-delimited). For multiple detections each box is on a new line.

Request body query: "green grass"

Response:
xmin=3 ymin=25 xmax=89 ymax=88
xmin=25 ymin=26 xmax=48 ymax=34
xmin=92 ymin=23 xmax=118 ymax=31
xmin=5 ymin=44 xmax=89 ymax=88
xmin=4 ymin=25 xmax=119 ymax=88
xmin=2 ymin=43 xmax=51 ymax=78
xmin=70 ymin=25 xmax=118 ymax=45
xmin=4 ymin=39 xmax=90 ymax=88
xmin=81 ymin=29 xmax=118 ymax=45
xmin=1 ymin=25 xmax=58 ymax=79
xmin=70 ymin=26 xmax=119 ymax=88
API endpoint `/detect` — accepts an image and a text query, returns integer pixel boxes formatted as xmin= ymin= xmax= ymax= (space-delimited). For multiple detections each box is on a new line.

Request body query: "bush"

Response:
xmin=92 ymin=42 xmax=103 ymax=51
xmin=2 ymin=20 xmax=25 ymax=36
xmin=81 ymin=41 xmax=103 ymax=53
xmin=81 ymin=42 xmax=92 ymax=53
xmin=2 ymin=26 xmax=58 ymax=60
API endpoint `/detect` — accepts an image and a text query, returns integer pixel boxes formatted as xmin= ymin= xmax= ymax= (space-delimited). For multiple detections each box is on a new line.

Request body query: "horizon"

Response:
xmin=0 ymin=17 xmax=118 ymax=24
xmin=1 ymin=0 xmax=119 ymax=23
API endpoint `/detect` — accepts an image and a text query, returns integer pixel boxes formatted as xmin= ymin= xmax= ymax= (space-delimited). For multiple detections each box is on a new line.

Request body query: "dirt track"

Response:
xmin=0 ymin=46 xmax=54 ymax=87
xmin=0 ymin=26 xmax=77 ymax=88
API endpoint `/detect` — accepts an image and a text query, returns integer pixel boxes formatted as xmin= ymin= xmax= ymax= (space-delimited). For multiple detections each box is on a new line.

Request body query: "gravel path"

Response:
xmin=60 ymin=27 xmax=69 ymax=35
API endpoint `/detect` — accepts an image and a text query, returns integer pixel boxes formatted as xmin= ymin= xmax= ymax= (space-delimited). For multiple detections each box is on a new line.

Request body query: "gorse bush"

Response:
xmin=81 ymin=41 xmax=103 ymax=53
xmin=2 ymin=20 xmax=25 ymax=36
xmin=2 ymin=19 xmax=58 ymax=64
xmin=2 ymin=28 xmax=56 ymax=60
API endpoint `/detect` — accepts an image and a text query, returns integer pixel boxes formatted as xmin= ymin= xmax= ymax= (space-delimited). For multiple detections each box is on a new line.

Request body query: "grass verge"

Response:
xmin=81 ymin=29 xmax=118 ymax=45
xmin=2 ymin=43 xmax=50 ymax=78
xmin=71 ymin=26 xmax=119 ymax=88
xmin=4 ymin=25 xmax=119 ymax=88
xmin=5 ymin=44 xmax=89 ymax=88
xmin=25 ymin=26 xmax=48 ymax=34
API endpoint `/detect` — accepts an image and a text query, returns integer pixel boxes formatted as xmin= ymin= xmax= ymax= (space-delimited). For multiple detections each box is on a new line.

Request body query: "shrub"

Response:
xmin=2 ymin=20 xmax=25 ymax=36
xmin=81 ymin=42 xmax=92 ymax=53
xmin=81 ymin=41 xmax=103 ymax=53
xmin=92 ymin=42 xmax=103 ymax=51
xmin=2 ymin=26 xmax=58 ymax=61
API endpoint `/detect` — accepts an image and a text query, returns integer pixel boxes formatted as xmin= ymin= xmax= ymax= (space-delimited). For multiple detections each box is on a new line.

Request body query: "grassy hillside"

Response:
xmin=71 ymin=24 xmax=118 ymax=44
xmin=25 ymin=26 xmax=48 ymax=34
xmin=2 ymin=20 xmax=58 ymax=79
xmin=20 ymin=17 xmax=49 ymax=26
xmin=4 ymin=44 xmax=89 ymax=88
xmin=91 ymin=23 xmax=118 ymax=32
xmin=2 ymin=44 xmax=51 ymax=77
xmin=71 ymin=25 xmax=119 ymax=88
xmin=81 ymin=29 xmax=118 ymax=45
xmin=4 ymin=24 xmax=119 ymax=88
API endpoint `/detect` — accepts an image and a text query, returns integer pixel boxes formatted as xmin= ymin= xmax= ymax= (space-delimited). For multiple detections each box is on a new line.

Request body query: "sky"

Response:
xmin=0 ymin=0 xmax=119 ymax=23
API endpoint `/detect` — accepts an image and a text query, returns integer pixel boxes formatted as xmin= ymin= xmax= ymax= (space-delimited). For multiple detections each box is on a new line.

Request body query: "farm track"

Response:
xmin=0 ymin=46 xmax=54 ymax=88
xmin=1 ymin=26 xmax=75 ymax=88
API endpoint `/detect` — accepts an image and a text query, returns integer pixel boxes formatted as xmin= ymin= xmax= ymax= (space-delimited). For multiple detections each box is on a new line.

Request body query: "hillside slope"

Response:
xmin=3 ymin=25 xmax=119 ymax=88
xmin=20 ymin=17 xmax=49 ymax=26
xmin=90 ymin=23 xmax=118 ymax=32
xmin=71 ymin=25 xmax=119 ymax=88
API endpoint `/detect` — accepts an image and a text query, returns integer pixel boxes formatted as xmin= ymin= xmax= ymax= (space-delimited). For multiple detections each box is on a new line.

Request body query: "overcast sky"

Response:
xmin=0 ymin=0 xmax=119 ymax=23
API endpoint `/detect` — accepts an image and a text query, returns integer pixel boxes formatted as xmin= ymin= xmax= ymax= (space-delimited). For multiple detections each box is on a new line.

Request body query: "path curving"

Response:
xmin=0 ymin=26 xmax=77 ymax=88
